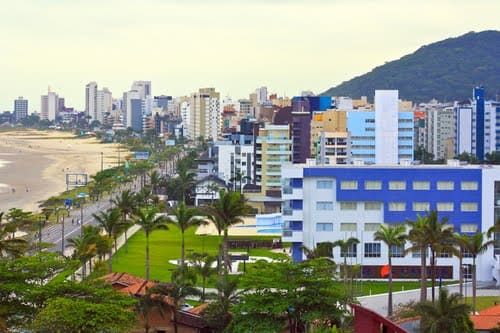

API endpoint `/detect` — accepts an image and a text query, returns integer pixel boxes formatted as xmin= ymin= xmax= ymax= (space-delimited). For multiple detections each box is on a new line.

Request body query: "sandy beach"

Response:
xmin=0 ymin=130 xmax=127 ymax=213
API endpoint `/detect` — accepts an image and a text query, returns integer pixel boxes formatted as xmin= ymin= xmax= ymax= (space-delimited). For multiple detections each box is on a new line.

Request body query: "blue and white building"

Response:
xmin=282 ymin=161 xmax=500 ymax=281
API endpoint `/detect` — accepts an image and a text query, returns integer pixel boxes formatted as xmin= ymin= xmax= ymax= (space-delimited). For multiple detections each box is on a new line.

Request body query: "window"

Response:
xmin=341 ymin=243 xmax=357 ymax=257
xmin=437 ymin=181 xmax=455 ymax=191
xmin=389 ymin=202 xmax=406 ymax=211
xmin=316 ymin=223 xmax=333 ymax=232
xmin=364 ymin=243 xmax=381 ymax=257
xmin=365 ymin=202 xmax=382 ymax=210
xmin=340 ymin=180 xmax=358 ymax=190
xmin=461 ymin=202 xmax=478 ymax=212
xmin=340 ymin=202 xmax=357 ymax=210
xmin=437 ymin=202 xmax=454 ymax=212
xmin=390 ymin=245 xmax=405 ymax=258
xmin=365 ymin=180 xmax=382 ymax=190
xmin=461 ymin=181 xmax=478 ymax=190
xmin=413 ymin=181 xmax=430 ymax=190
xmin=461 ymin=224 xmax=478 ymax=233
xmin=340 ymin=223 xmax=357 ymax=232
xmin=316 ymin=180 xmax=333 ymax=189
xmin=411 ymin=244 xmax=428 ymax=258
xmin=389 ymin=181 xmax=406 ymax=190
xmin=316 ymin=201 xmax=334 ymax=210
xmin=412 ymin=202 xmax=430 ymax=211
xmin=364 ymin=223 xmax=381 ymax=232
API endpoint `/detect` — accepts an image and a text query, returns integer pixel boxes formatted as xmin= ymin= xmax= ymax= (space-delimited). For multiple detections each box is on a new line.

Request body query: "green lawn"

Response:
xmin=112 ymin=226 xmax=278 ymax=282
xmin=465 ymin=296 xmax=500 ymax=311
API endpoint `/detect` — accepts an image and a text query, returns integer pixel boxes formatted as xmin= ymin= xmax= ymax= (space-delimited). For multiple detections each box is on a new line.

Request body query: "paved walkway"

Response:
xmin=359 ymin=283 xmax=500 ymax=317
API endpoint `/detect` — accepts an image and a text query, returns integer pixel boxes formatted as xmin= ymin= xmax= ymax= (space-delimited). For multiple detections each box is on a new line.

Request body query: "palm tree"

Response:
xmin=204 ymin=190 xmax=253 ymax=277
xmin=425 ymin=211 xmax=457 ymax=303
xmin=414 ymin=288 xmax=474 ymax=333
xmin=300 ymin=242 xmax=334 ymax=260
xmin=150 ymin=268 xmax=201 ymax=333
xmin=332 ymin=237 xmax=360 ymax=289
xmin=462 ymin=232 xmax=493 ymax=314
xmin=135 ymin=290 xmax=168 ymax=333
xmin=188 ymin=252 xmax=216 ymax=302
xmin=148 ymin=170 xmax=162 ymax=195
xmin=406 ymin=214 xmax=429 ymax=302
xmin=165 ymin=201 xmax=206 ymax=266
xmin=67 ymin=228 xmax=98 ymax=278
xmin=93 ymin=208 xmax=124 ymax=273
xmin=453 ymin=233 xmax=469 ymax=296
xmin=230 ymin=171 xmax=252 ymax=193
xmin=374 ymin=224 xmax=406 ymax=316
xmin=133 ymin=208 xmax=168 ymax=280
xmin=112 ymin=189 xmax=137 ymax=253
xmin=177 ymin=168 xmax=196 ymax=202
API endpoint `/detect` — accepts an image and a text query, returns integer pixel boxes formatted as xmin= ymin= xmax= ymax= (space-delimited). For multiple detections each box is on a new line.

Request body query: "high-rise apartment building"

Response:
xmin=375 ymin=90 xmax=399 ymax=164
xmin=40 ymin=90 xmax=59 ymax=121
xmin=188 ymin=88 xmax=221 ymax=140
xmin=123 ymin=90 xmax=141 ymax=130
xmin=13 ymin=96 xmax=28 ymax=121
xmin=131 ymin=81 xmax=151 ymax=100
xmin=85 ymin=82 xmax=98 ymax=121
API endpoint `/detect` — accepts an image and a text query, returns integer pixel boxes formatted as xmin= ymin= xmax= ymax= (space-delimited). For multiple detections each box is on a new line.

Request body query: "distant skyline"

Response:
xmin=1 ymin=0 xmax=499 ymax=111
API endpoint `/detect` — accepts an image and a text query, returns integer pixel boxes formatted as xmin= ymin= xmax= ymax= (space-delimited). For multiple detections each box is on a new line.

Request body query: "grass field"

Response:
xmin=465 ymin=296 xmax=500 ymax=311
xmin=112 ymin=226 xmax=278 ymax=282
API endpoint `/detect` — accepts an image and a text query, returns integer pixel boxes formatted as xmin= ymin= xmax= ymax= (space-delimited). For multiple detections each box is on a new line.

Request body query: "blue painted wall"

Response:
xmin=303 ymin=167 xmax=482 ymax=231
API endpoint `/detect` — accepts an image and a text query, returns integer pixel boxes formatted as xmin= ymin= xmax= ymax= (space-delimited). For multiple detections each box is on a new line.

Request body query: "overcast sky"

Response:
xmin=0 ymin=0 xmax=499 ymax=111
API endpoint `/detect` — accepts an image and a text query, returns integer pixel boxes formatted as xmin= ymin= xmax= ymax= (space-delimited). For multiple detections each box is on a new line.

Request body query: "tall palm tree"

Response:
xmin=188 ymin=252 xmax=216 ymax=302
xmin=67 ymin=228 xmax=98 ymax=278
xmin=425 ymin=211 xmax=456 ymax=303
xmin=414 ymin=288 xmax=474 ymax=333
xmin=112 ymin=189 xmax=137 ymax=253
xmin=93 ymin=208 xmax=124 ymax=273
xmin=453 ymin=233 xmax=469 ymax=296
xmin=177 ymin=168 xmax=196 ymax=202
xmin=148 ymin=170 xmax=162 ymax=195
xmin=133 ymin=208 xmax=168 ymax=280
xmin=300 ymin=242 xmax=334 ymax=260
xmin=332 ymin=237 xmax=360 ymax=289
xmin=462 ymin=232 xmax=493 ymax=313
xmin=165 ymin=201 xmax=206 ymax=266
xmin=374 ymin=224 xmax=407 ymax=316
xmin=204 ymin=190 xmax=253 ymax=277
xmin=135 ymin=290 xmax=168 ymax=333
xmin=406 ymin=214 xmax=429 ymax=302
xmin=230 ymin=171 xmax=252 ymax=193
xmin=150 ymin=269 xmax=201 ymax=333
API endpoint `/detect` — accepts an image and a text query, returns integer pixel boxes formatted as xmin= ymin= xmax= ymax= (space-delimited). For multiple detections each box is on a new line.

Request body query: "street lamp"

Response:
xmin=77 ymin=192 xmax=87 ymax=236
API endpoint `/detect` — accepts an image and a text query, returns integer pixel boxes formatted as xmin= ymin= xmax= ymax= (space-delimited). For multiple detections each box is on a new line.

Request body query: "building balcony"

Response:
xmin=282 ymin=229 xmax=303 ymax=242
xmin=267 ymin=168 xmax=281 ymax=175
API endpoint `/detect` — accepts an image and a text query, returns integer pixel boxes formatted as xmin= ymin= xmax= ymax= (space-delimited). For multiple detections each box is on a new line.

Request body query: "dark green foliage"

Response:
xmin=323 ymin=31 xmax=500 ymax=102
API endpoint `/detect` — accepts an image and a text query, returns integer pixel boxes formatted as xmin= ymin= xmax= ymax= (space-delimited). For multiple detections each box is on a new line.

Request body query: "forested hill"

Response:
xmin=322 ymin=30 xmax=500 ymax=103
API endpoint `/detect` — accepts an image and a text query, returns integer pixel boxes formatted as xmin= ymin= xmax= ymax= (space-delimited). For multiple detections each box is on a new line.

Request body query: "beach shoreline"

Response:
xmin=0 ymin=129 xmax=127 ymax=213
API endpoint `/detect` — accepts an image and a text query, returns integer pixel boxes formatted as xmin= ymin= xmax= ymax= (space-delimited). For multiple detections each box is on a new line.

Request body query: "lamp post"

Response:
xmin=77 ymin=192 xmax=87 ymax=236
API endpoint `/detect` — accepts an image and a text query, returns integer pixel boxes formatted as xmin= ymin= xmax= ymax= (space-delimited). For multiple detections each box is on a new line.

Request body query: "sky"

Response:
xmin=0 ymin=0 xmax=499 ymax=111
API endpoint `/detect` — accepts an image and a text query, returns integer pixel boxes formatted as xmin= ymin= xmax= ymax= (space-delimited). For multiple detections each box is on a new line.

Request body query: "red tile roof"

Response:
xmin=470 ymin=305 xmax=500 ymax=331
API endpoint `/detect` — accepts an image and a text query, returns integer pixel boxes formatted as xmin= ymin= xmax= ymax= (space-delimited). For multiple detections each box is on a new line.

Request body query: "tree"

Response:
xmin=374 ymin=224 xmax=406 ymax=316
xmin=233 ymin=258 xmax=348 ymax=333
xmin=31 ymin=280 xmax=136 ymax=333
xmin=406 ymin=214 xmax=430 ymax=302
xmin=5 ymin=208 xmax=33 ymax=238
xmin=332 ymin=237 xmax=360 ymax=291
xmin=425 ymin=211 xmax=457 ymax=303
xmin=133 ymin=208 xmax=168 ymax=280
xmin=453 ymin=233 xmax=469 ymax=296
xmin=67 ymin=227 xmax=98 ymax=278
xmin=165 ymin=201 xmax=206 ymax=266
xmin=92 ymin=208 xmax=124 ymax=273
xmin=300 ymin=242 xmax=334 ymax=260
xmin=148 ymin=170 xmax=163 ymax=195
xmin=0 ymin=212 xmax=28 ymax=259
xmin=112 ymin=189 xmax=137 ymax=253
xmin=414 ymin=288 xmax=474 ymax=333
xmin=461 ymin=232 xmax=492 ymax=313
xmin=188 ymin=252 xmax=216 ymax=302
xmin=204 ymin=190 xmax=253 ymax=278
xmin=202 ymin=273 xmax=240 ymax=332
xmin=230 ymin=170 xmax=252 ymax=193
xmin=149 ymin=267 xmax=201 ymax=333
xmin=135 ymin=290 xmax=168 ymax=333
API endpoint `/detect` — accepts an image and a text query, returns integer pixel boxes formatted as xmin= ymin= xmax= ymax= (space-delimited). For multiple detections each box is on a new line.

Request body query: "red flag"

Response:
xmin=380 ymin=264 xmax=390 ymax=278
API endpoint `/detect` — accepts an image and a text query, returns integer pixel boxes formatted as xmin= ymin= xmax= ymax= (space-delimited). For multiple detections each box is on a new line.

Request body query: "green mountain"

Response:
xmin=322 ymin=31 xmax=500 ymax=103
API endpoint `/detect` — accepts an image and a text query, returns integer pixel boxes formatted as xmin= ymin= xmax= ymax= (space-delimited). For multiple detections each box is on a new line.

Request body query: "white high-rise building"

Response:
xmin=123 ymin=90 xmax=141 ymax=128
xmin=14 ymin=96 xmax=28 ymax=121
xmin=255 ymin=86 xmax=268 ymax=104
xmin=85 ymin=82 xmax=98 ymax=121
xmin=41 ymin=90 xmax=59 ymax=121
xmin=131 ymin=81 xmax=151 ymax=100
xmin=374 ymin=90 xmax=399 ymax=164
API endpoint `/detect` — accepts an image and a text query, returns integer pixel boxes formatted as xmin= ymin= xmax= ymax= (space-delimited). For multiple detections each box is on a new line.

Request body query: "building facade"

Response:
xmin=281 ymin=163 xmax=500 ymax=281
xmin=13 ymin=96 xmax=28 ymax=122
xmin=189 ymin=88 xmax=221 ymax=141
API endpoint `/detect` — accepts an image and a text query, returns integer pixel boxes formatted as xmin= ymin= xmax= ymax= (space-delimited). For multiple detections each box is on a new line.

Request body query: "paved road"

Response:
xmin=358 ymin=282 xmax=500 ymax=316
